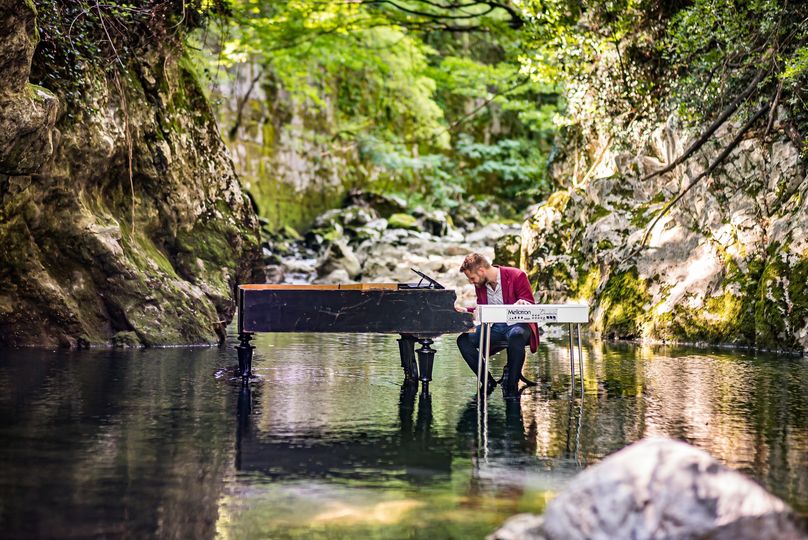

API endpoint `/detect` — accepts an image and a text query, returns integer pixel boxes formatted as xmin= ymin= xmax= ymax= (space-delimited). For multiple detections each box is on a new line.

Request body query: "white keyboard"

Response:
xmin=475 ymin=303 xmax=589 ymax=324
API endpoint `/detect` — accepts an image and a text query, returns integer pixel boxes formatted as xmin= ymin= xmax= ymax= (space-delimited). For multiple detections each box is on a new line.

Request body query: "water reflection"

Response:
xmin=234 ymin=380 xmax=452 ymax=482
xmin=0 ymin=335 xmax=806 ymax=539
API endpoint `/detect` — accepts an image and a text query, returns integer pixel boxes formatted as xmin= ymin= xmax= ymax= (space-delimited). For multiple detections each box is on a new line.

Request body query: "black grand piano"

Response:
xmin=235 ymin=270 xmax=474 ymax=389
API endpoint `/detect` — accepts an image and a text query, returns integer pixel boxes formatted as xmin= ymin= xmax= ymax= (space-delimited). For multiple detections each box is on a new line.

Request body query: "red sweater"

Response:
xmin=469 ymin=265 xmax=540 ymax=353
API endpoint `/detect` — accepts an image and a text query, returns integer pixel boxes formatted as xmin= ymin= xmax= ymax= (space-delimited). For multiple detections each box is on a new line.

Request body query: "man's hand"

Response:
xmin=514 ymin=299 xmax=530 ymax=305
xmin=454 ymin=303 xmax=466 ymax=313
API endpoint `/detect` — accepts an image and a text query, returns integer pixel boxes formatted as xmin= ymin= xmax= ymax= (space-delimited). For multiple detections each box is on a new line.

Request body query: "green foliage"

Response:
xmin=32 ymin=0 xmax=225 ymax=118
xmin=201 ymin=0 xmax=558 ymax=215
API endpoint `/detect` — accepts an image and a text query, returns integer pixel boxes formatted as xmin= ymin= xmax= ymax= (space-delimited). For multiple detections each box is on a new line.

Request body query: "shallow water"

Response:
xmin=0 ymin=331 xmax=806 ymax=539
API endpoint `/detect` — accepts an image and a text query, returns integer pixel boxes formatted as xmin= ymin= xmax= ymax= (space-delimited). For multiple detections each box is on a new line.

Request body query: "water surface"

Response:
xmin=1 ymin=333 xmax=806 ymax=538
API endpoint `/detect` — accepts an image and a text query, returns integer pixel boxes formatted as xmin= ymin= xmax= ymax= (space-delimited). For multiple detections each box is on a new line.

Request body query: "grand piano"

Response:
xmin=235 ymin=270 xmax=474 ymax=389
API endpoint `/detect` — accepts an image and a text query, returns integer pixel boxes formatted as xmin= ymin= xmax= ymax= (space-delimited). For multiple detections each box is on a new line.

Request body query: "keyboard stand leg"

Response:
xmin=416 ymin=338 xmax=436 ymax=393
xmin=236 ymin=332 xmax=254 ymax=379
xmin=398 ymin=334 xmax=419 ymax=382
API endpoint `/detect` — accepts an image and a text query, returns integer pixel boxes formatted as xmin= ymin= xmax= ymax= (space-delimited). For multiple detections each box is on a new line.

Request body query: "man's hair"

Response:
xmin=459 ymin=253 xmax=490 ymax=273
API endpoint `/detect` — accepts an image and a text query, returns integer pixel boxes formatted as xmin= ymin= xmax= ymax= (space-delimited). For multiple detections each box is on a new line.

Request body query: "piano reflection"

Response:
xmin=235 ymin=269 xmax=474 ymax=389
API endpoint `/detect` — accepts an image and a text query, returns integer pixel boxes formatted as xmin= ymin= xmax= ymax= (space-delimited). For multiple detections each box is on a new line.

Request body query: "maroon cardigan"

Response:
xmin=467 ymin=265 xmax=540 ymax=353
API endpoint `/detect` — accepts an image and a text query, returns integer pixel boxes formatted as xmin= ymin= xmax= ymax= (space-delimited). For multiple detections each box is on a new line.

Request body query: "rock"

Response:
xmin=494 ymin=234 xmax=521 ymax=267
xmin=316 ymin=239 xmax=361 ymax=279
xmin=265 ymin=264 xmax=284 ymax=284
xmin=522 ymin=115 xmax=808 ymax=350
xmin=489 ymin=515 xmax=545 ymax=540
xmin=379 ymin=228 xmax=412 ymax=245
xmin=111 ymin=331 xmax=142 ymax=348
xmin=466 ymin=222 xmax=522 ymax=245
xmin=354 ymin=217 xmax=388 ymax=242
xmin=489 ymin=438 xmax=807 ymax=540
xmin=346 ymin=189 xmax=407 ymax=218
xmin=420 ymin=209 xmax=450 ymax=236
xmin=0 ymin=0 xmax=59 ymax=174
xmin=450 ymin=202 xmax=483 ymax=230
xmin=282 ymin=259 xmax=316 ymax=275
xmin=316 ymin=268 xmax=352 ymax=284
xmin=388 ymin=213 xmax=419 ymax=230
xmin=0 ymin=5 xmax=263 ymax=347
xmin=313 ymin=206 xmax=378 ymax=231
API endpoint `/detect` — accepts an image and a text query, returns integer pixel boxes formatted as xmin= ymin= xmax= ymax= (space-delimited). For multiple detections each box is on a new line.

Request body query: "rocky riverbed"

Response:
xmin=261 ymin=190 xmax=522 ymax=307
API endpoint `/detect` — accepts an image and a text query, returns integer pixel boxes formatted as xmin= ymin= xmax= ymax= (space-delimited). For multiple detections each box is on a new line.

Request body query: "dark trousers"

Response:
xmin=456 ymin=323 xmax=531 ymax=392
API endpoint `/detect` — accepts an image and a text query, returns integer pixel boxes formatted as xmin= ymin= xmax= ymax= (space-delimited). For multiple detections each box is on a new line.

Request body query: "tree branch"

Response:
xmin=229 ymin=68 xmax=263 ymax=140
xmin=638 ymin=102 xmax=769 ymax=250
xmin=639 ymin=65 xmax=769 ymax=183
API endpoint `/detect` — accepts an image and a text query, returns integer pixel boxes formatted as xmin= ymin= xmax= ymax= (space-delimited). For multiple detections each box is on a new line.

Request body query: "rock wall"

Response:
xmin=522 ymin=114 xmax=808 ymax=350
xmin=0 ymin=1 xmax=262 ymax=347
xmin=214 ymin=64 xmax=358 ymax=232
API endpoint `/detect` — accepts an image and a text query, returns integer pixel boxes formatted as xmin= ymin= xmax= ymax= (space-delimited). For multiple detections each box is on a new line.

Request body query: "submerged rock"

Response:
xmin=490 ymin=438 xmax=806 ymax=540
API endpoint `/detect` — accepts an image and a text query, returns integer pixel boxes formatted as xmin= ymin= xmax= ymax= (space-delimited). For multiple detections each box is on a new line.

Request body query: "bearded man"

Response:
xmin=456 ymin=253 xmax=539 ymax=396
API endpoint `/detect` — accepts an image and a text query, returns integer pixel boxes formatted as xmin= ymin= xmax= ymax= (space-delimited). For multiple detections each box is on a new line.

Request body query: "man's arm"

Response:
xmin=513 ymin=271 xmax=535 ymax=304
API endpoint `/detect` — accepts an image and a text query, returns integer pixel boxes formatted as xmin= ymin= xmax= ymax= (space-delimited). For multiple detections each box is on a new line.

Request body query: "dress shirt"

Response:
xmin=485 ymin=266 xmax=503 ymax=305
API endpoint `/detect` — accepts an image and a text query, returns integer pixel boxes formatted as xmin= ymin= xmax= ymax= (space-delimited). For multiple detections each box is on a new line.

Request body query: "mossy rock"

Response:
xmin=494 ymin=234 xmax=521 ymax=267
xmin=661 ymin=291 xmax=748 ymax=344
xmin=754 ymin=248 xmax=808 ymax=349
xmin=111 ymin=331 xmax=142 ymax=348
xmin=388 ymin=213 xmax=419 ymax=230
xmin=598 ymin=267 xmax=651 ymax=339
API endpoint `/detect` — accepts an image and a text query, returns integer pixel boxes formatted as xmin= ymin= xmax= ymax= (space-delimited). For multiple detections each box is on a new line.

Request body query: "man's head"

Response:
xmin=460 ymin=253 xmax=493 ymax=286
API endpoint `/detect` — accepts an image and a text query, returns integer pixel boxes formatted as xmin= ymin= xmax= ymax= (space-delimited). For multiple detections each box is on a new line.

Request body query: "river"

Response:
xmin=1 ymin=330 xmax=806 ymax=538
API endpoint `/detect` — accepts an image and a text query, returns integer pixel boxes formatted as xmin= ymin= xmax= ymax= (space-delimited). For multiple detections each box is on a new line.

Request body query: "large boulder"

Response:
xmin=490 ymin=438 xmax=806 ymax=540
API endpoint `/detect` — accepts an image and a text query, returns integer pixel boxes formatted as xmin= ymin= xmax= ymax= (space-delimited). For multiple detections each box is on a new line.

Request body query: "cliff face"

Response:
xmin=522 ymin=114 xmax=808 ymax=350
xmin=0 ymin=1 xmax=262 ymax=347
xmin=215 ymin=64 xmax=358 ymax=233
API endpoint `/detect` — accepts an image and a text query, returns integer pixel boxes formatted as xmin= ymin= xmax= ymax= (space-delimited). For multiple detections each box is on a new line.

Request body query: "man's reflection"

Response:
xmin=455 ymin=392 xmax=530 ymax=456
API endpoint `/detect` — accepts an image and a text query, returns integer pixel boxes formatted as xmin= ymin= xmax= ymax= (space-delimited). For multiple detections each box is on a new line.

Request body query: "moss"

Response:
xmin=754 ymin=247 xmax=808 ymax=349
xmin=282 ymin=224 xmax=302 ymax=241
xmin=596 ymin=239 xmax=614 ymax=250
xmin=111 ymin=331 xmax=142 ymax=348
xmin=591 ymin=204 xmax=611 ymax=220
xmin=26 ymin=83 xmax=56 ymax=102
xmin=630 ymin=205 xmax=655 ymax=228
xmin=662 ymin=292 xmax=746 ymax=343
xmin=571 ymin=266 xmax=601 ymax=302
xmin=388 ymin=213 xmax=419 ymax=230
xmin=598 ymin=267 xmax=651 ymax=339
xmin=493 ymin=234 xmax=521 ymax=267
xmin=546 ymin=190 xmax=570 ymax=211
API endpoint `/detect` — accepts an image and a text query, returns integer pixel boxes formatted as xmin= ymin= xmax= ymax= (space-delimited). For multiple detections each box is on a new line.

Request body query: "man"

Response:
xmin=456 ymin=253 xmax=539 ymax=396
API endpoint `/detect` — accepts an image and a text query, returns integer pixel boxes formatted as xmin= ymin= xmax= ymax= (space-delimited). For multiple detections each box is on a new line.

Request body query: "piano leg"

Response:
xmin=236 ymin=332 xmax=255 ymax=379
xmin=416 ymin=338 xmax=436 ymax=392
xmin=398 ymin=335 xmax=419 ymax=382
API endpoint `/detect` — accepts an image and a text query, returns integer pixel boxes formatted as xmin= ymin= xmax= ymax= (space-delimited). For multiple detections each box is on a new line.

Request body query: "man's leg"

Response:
xmin=503 ymin=324 xmax=531 ymax=395
xmin=456 ymin=325 xmax=507 ymax=390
